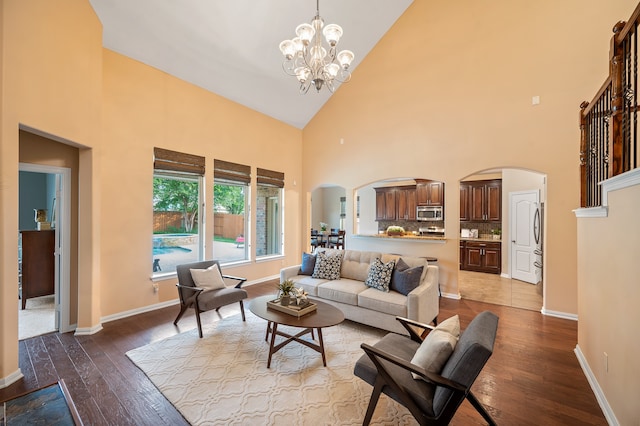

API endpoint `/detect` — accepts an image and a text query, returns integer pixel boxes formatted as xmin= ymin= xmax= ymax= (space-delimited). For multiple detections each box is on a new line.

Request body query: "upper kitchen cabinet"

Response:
xmin=415 ymin=179 xmax=444 ymax=206
xmin=463 ymin=179 xmax=501 ymax=222
xmin=396 ymin=185 xmax=417 ymax=221
xmin=375 ymin=187 xmax=397 ymax=221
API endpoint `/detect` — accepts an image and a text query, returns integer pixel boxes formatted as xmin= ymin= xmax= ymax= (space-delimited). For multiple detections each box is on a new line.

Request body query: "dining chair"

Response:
xmin=328 ymin=230 xmax=345 ymax=249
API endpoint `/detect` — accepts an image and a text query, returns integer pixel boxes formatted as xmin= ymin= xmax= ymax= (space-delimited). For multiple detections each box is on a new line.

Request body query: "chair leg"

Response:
xmin=173 ymin=305 xmax=188 ymax=325
xmin=195 ymin=308 xmax=204 ymax=338
xmin=239 ymin=300 xmax=246 ymax=321
xmin=466 ymin=391 xmax=497 ymax=426
xmin=363 ymin=378 xmax=384 ymax=426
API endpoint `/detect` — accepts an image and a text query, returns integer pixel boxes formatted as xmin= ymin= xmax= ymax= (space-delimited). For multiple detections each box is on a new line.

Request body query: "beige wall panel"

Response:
xmin=301 ymin=0 xmax=638 ymax=314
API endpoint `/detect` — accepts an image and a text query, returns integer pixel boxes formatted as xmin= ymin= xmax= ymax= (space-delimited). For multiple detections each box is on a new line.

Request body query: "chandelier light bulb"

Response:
xmin=279 ymin=1 xmax=354 ymax=94
xmin=323 ymin=24 xmax=343 ymax=46
xmin=295 ymin=23 xmax=315 ymax=45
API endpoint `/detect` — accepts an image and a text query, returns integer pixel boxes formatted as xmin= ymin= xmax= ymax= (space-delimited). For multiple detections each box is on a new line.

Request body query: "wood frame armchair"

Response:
xmin=173 ymin=260 xmax=248 ymax=338
xmin=354 ymin=312 xmax=499 ymax=425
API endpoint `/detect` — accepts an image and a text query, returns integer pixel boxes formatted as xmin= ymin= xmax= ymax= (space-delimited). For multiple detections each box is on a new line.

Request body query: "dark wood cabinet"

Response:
xmin=375 ymin=187 xmax=397 ymax=221
xmin=416 ymin=179 xmax=444 ymax=206
xmin=461 ymin=240 xmax=501 ymax=274
xmin=20 ymin=230 xmax=55 ymax=309
xmin=462 ymin=179 xmax=501 ymax=222
xmin=396 ymin=186 xmax=417 ymax=220
xmin=460 ymin=183 xmax=471 ymax=221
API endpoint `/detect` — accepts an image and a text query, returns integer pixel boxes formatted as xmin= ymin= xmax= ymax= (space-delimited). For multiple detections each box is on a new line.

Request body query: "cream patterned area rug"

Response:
xmin=126 ymin=312 xmax=417 ymax=425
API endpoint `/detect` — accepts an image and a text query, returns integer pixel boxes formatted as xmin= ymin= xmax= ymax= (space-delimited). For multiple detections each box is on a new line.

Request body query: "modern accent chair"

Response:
xmin=174 ymin=260 xmax=248 ymax=338
xmin=354 ymin=311 xmax=499 ymax=425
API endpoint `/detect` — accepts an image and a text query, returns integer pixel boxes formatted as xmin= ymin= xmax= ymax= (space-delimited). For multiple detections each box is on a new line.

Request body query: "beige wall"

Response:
xmin=0 ymin=0 xmax=302 ymax=383
xmin=301 ymin=0 xmax=638 ymax=315
xmin=577 ymin=181 xmax=640 ymax=425
xmin=1 ymin=0 xmax=103 ymax=385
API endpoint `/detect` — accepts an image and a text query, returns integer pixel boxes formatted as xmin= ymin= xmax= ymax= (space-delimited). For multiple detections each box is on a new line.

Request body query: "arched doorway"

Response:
xmin=458 ymin=168 xmax=546 ymax=311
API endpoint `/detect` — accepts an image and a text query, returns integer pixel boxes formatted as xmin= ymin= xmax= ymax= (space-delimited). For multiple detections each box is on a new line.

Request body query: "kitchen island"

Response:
xmin=354 ymin=233 xmax=446 ymax=243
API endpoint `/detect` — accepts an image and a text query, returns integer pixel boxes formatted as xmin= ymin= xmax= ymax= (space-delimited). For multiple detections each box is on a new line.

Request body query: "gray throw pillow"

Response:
xmin=312 ymin=251 xmax=343 ymax=280
xmin=299 ymin=252 xmax=316 ymax=275
xmin=365 ymin=258 xmax=396 ymax=292
xmin=390 ymin=258 xmax=424 ymax=295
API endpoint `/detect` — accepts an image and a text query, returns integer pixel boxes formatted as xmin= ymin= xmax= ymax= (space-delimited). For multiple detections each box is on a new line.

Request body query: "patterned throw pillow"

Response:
xmin=390 ymin=258 xmax=424 ymax=295
xmin=365 ymin=258 xmax=396 ymax=292
xmin=312 ymin=251 xmax=343 ymax=280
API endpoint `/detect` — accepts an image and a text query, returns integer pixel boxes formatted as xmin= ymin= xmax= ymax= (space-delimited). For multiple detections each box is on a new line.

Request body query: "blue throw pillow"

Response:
xmin=299 ymin=252 xmax=316 ymax=276
xmin=390 ymin=258 xmax=424 ymax=295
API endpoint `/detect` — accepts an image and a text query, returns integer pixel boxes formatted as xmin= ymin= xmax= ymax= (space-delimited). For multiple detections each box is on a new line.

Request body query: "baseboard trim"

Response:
xmin=74 ymin=324 xmax=104 ymax=336
xmin=500 ymin=272 xmax=511 ymax=279
xmin=100 ymin=276 xmax=278 ymax=325
xmin=540 ymin=308 xmax=577 ymax=321
xmin=441 ymin=292 xmax=461 ymax=300
xmin=0 ymin=369 xmax=23 ymax=389
xmin=574 ymin=345 xmax=619 ymax=425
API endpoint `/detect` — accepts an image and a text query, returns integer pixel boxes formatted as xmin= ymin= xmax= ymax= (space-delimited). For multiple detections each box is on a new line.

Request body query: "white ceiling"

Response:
xmin=89 ymin=0 xmax=413 ymax=129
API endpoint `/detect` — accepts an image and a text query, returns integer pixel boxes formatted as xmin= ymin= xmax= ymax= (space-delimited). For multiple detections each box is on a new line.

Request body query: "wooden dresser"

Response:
xmin=20 ymin=230 xmax=55 ymax=309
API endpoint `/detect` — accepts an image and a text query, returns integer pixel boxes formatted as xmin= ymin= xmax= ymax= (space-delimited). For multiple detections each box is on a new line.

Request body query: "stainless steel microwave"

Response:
xmin=416 ymin=205 xmax=443 ymax=221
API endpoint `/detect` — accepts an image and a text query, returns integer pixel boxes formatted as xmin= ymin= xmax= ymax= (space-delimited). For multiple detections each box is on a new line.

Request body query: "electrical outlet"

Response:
xmin=152 ymin=283 xmax=159 ymax=293
xmin=604 ymin=352 xmax=608 ymax=372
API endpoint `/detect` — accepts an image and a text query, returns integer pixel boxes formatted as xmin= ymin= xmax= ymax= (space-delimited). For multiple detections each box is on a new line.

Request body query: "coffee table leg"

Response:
xmin=267 ymin=322 xmax=279 ymax=368
xmin=316 ymin=328 xmax=327 ymax=367
xmin=265 ymin=321 xmax=272 ymax=342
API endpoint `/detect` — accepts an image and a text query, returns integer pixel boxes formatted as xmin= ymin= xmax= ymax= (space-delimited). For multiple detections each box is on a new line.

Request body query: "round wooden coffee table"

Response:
xmin=249 ymin=295 xmax=345 ymax=368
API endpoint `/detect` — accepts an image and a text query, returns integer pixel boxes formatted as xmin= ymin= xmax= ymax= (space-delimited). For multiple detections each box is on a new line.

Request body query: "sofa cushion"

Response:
xmin=391 ymin=258 xmax=424 ymax=296
xmin=289 ymin=275 xmax=329 ymax=297
xmin=339 ymin=250 xmax=382 ymax=281
xmin=382 ymin=254 xmax=429 ymax=284
xmin=317 ymin=278 xmax=366 ymax=306
xmin=358 ymin=287 xmax=407 ymax=317
xmin=299 ymin=252 xmax=316 ymax=276
xmin=312 ymin=250 xmax=343 ymax=280
xmin=364 ymin=258 xmax=396 ymax=292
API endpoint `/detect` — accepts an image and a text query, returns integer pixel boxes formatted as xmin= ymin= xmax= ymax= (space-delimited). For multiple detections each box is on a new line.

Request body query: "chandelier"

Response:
xmin=279 ymin=0 xmax=354 ymax=94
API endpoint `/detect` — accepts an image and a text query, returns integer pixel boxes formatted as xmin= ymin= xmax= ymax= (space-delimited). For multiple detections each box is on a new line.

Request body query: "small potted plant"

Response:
xmin=277 ymin=279 xmax=296 ymax=305
xmin=491 ymin=228 xmax=502 ymax=240
xmin=386 ymin=226 xmax=405 ymax=236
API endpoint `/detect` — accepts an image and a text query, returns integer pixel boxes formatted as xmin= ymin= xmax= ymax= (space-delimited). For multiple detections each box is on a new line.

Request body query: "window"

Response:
xmin=152 ymin=148 xmax=205 ymax=277
xmin=256 ymin=168 xmax=284 ymax=257
xmin=213 ymin=159 xmax=251 ymax=264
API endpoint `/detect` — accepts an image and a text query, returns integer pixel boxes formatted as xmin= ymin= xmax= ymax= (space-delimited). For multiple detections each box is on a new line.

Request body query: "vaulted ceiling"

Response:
xmin=89 ymin=0 xmax=414 ymax=129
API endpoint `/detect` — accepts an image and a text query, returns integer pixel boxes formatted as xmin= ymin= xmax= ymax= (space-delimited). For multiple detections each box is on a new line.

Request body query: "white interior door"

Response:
xmin=510 ymin=190 xmax=539 ymax=284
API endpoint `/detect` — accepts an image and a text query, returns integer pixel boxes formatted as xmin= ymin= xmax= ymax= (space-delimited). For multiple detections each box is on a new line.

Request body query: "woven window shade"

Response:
xmin=154 ymin=147 xmax=205 ymax=175
xmin=214 ymin=159 xmax=251 ymax=185
xmin=257 ymin=168 xmax=285 ymax=188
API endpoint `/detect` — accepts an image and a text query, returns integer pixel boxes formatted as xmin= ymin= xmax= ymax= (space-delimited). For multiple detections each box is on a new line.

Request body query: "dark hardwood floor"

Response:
xmin=1 ymin=280 xmax=606 ymax=425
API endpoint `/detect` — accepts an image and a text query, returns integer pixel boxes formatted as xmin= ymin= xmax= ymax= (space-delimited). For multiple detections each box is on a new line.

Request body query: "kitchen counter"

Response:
xmin=460 ymin=237 xmax=502 ymax=243
xmin=355 ymin=234 xmax=446 ymax=242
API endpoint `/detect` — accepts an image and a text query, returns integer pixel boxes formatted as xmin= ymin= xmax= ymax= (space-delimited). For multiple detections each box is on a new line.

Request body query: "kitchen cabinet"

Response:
xmin=464 ymin=179 xmax=501 ymax=222
xmin=375 ymin=187 xmax=397 ymax=221
xmin=396 ymin=186 xmax=417 ymax=220
xmin=460 ymin=183 xmax=471 ymax=221
xmin=415 ymin=179 xmax=444 ymax=206
xmin=20 ymin=230 xmax=55 ymax=309
xmin=461 ymin=240 xmax=501 ymax=274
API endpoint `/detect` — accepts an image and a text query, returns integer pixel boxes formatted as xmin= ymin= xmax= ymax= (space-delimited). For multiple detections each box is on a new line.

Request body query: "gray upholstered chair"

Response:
xmin=174 ymin=260 xmax=247 ymax=338
xmin=354 ymin=311 xmax=499 ymax=425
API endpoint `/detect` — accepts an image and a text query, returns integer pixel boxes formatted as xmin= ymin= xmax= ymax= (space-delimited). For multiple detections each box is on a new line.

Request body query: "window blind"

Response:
xmin=214 ymin=159 xmax=251 ymax=185
xmin=257 ymin=168 xmax=285 ymax=188
xmin=154 ymin=147 xmax=205 ymax=175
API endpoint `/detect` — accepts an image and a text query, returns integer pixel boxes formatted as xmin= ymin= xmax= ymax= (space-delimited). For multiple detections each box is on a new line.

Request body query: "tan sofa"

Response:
xmin=280 ymin=248 xmax=439 ymax=335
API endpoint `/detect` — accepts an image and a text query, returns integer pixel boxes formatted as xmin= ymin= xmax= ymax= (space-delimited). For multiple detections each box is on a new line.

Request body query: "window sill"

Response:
xmin=255 ymin=254 xmax=285 ymax=263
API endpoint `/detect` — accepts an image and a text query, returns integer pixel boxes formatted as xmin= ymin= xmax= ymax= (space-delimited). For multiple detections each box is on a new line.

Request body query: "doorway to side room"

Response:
xmin=458 ymin=168 xmax=545 ymax=312
xmin=18 ymin=163 xmax=72 ymax=339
